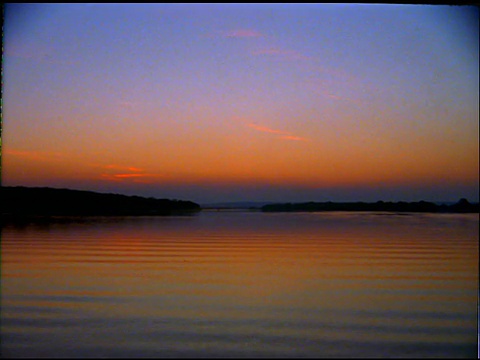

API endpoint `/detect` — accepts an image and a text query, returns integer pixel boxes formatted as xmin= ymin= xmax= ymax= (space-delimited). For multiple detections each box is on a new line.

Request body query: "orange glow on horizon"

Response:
xmin=3 ymin=137 xmax=479 ymax=192
xmin=2 ymin=4 xmax=478 ymax=201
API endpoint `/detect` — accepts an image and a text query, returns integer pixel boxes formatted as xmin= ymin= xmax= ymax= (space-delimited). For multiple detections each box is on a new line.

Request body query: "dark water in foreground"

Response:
xmin=1 ymin=211 xmax=478 ymax=358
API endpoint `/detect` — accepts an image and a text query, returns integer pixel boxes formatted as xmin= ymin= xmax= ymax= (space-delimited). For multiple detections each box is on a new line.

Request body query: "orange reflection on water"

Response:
xmin=3 ymin=213 xmax=478 ymax=305
xmin=1 ymin=212 xmax=478 ymax=357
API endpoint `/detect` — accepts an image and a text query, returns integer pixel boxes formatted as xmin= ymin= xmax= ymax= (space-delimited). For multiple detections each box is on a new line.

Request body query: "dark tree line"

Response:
xmin=261 ymin=199 xmax=479 ymax=213
xmin=1 ymin=186 xmax=201 ymax=217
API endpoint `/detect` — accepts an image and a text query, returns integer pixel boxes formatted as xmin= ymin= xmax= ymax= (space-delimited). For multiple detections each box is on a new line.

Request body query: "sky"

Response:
xmin=2 ymin=4 xmax=479 ymax=204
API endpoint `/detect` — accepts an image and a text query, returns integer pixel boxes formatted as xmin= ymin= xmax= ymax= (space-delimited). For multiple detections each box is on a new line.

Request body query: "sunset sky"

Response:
xmin=2 ymin=4 xmax=479 ymax=204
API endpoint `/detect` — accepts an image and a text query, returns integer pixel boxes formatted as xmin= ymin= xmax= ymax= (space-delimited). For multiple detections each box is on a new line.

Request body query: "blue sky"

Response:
xmin=3 ymin=4 xmax=479 ymax=203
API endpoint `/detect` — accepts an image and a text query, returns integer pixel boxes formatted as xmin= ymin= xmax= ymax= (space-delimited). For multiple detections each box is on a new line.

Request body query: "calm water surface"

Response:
xmin=1 ymin=211 xmax=478 ymax=358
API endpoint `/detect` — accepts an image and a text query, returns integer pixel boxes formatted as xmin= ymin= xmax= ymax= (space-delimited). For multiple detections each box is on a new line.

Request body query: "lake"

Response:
xmin=1 ymin=211 xmax=478 ymax=358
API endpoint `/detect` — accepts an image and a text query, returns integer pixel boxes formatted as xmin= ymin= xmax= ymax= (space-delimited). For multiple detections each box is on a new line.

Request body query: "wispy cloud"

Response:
xmin=99 ymin=164 xmax=163 ymax=184
xmin=4 ymin=149 xmax=163 ymax=183
xmin=246 ymin=123 xmax=309 ymax=142
xmin=246 ymin=123 xmax=290 ymax=135
xmin=100 ymin=173 xmax=162 ymax=183
xmin=312 ymin=86 xmax=364 ymax=107
xmin=204 ymin=29 xmax=264 ymax=39
xmin=104 ymin=164 xmax=143 ymax=172
xmin=4 ymin=148 xmax=65 ymax=161
xmin=118 ymin=101 xmax=138 ymax=109
xmin=223 ymin=29 xmax=264 ymax=38
xmin=251 ymin=47 xmax=310 ymax=61
xmin=106 ymin=173 xmax=147 ymax=179
xmin=305 ymin=74 xmax=366 ymax=107
xmin=5 ymin=42 xmax=73 ymax=65
xmin=280 ymin=135 xmax=308 ymax=142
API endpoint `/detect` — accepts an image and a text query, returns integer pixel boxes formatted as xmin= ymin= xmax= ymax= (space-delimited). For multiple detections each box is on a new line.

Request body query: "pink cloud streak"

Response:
xmin=5 ymin=42 xmax=74 ymax=65
xmin=204 ymin=29 xmax=264 ymax=39
xmin=246 ymin=123 xmax=309 ymax=142
xmin=99 ymin=164 xmax=163 ymax=183
xmin=104 ymin=164 xmax=144 ymax=172
xmin=246 ymin=123 xmax=290 ymax=135
xmin=251 ymin=47 xmax=310 ymax=61
xmin=280 ymin=135 xmax=309 ymax=142
xmin=4 ymin=149 xmax=65 ymax=161
xmin=223 ymin=29 xmax=264 ymax=38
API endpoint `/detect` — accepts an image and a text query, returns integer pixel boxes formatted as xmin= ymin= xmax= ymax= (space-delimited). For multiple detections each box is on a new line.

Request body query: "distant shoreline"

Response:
xmin=261 ymin=199 xmax=479 ymax=213
xmin=2 ymin=187 xmax=478 ymax=220
xmin=1 ymin=186 xmax=201 ymax=218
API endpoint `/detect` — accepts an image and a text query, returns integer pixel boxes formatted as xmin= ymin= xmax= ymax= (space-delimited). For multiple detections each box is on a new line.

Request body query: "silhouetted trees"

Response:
xmin=1 ymin=186 xmax=201 ymax=217
xmin=261 ymin=199 xmax=479 ymax=213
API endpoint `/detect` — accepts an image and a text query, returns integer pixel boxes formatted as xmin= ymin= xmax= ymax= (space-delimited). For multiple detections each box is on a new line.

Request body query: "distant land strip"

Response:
xmin=1 ymin=186 xmax=201 ymax=218
xmin=261 ymin=200 xmax=479 ymax=213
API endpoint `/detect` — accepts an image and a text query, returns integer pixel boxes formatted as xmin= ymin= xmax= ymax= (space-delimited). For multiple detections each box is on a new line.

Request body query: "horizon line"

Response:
xmin=2 ymin=185 xmax=478 ymax=206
